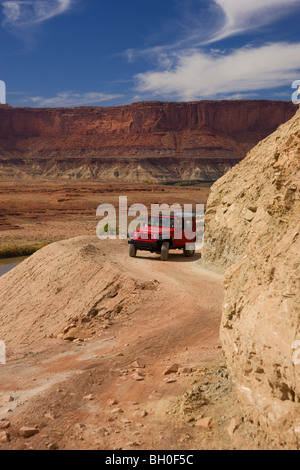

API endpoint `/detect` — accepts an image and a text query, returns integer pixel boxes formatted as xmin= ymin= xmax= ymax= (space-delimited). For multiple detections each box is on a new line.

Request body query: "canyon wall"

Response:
xmin=0 ymin=100 xmax=296 ymax=182
xmin=203 ymin=107 xmax=300 ymax=448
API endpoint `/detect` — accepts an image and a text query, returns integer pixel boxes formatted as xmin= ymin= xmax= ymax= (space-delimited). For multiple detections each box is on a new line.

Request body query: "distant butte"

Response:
xmin=0 ymin=100 xmax=297 ymax=182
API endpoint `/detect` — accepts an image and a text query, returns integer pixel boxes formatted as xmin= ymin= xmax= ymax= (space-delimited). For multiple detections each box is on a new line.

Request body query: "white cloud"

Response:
xmin=136 ymin=42 xmax=300 ymax=101
xmin=128 ymin=0 xmax=300 ymax=101
xmin=1 ymin=0 xmax=73 ymax=30
xmin=23 ymin=91 xmax=123 ymax=107
xmin=126 ymin=0 xmax=300 ymax=62
xmin=211 ymin=0 xmax=300 ymax=42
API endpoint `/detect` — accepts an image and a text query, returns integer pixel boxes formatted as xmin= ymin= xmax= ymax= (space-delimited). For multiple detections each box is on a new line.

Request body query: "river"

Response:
xmin=0 ymin=257 xmax=27 ymax=277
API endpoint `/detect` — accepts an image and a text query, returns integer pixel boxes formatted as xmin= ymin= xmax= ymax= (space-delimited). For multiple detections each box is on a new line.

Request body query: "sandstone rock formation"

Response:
xmin=0 ymin=101 xmax=296 ymax=182
xmin=203 ymin=107 xmax=300 ymax=448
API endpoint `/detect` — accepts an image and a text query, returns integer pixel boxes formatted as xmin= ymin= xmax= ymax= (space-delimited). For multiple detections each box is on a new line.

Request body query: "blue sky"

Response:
xmin=1 ymin=0 xmax=300 ymax=107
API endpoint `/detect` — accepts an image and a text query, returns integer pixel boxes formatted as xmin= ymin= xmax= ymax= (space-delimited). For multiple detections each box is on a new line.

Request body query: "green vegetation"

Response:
xmin=97 ymin=222 xmax=118 ymax=237
xmin=160 ymin=180 xmax=214 ymax=187
xmin=174 ymin=180 xmax=203 ymax=187
xmin=0 ymin=241 xmax=51 ymax=259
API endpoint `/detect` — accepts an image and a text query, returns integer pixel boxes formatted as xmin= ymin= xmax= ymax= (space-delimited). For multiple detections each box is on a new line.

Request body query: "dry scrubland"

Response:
xmin=0 ymin=106 xmax=299 ymax=450
xmin=0 ymin=183 xmax=210 ymax=256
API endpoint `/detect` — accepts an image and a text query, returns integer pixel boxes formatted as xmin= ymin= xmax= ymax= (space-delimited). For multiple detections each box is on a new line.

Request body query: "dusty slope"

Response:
xmin=203 ymin=107 xmax=300 ymax=448
xmin=0 ymin=237 xmax=161 ymax=349
xmin=0 ymin=101 xmax=296 ymax=182
xmin=0 ymin=237 xmax=256 ymax=450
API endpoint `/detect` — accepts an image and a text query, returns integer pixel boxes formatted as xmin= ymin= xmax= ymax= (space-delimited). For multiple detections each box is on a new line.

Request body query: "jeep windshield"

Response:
xmin=147 ymin=216 xmax=175 ymax=229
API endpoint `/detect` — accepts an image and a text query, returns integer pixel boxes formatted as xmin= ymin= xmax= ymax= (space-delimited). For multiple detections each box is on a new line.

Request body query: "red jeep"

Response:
xmin=128 ymin=212 xmax=196 ymax=261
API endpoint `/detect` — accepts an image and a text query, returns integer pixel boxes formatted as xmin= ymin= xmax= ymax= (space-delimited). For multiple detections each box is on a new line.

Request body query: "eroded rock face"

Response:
xmin=203 ymin=107 xmax=300 ymax=448
xmin=0 ymin=100 xmax=296 ymax=182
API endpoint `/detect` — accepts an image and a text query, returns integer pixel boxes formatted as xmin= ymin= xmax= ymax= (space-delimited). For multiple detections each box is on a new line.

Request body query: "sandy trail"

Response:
xmin=0 ymin=240 xmax=250 ymax=450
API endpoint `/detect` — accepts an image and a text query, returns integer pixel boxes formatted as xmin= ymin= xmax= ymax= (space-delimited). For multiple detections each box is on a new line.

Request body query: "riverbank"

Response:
xmin=0 ymin=256 xmax=27 ymax=276
xmin=0 ymin=242 xmax=50 ymax=259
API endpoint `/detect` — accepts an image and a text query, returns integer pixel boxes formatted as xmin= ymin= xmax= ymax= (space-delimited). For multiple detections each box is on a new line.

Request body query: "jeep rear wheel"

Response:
xmin=184 ymin=248 xmax=195 ymax=258
xmin=129 ymin=244 xmax=137 ymax=258
xmin=161 ymin=241 xmax=170 ymax=261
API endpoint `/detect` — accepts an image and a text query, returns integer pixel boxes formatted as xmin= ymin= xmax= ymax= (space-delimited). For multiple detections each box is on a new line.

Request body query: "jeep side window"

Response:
xmin=185 ymin=220 xmax=193 ymax=231
xmin=147 ymin=217 xmax=159 ymax=227
xmin=162 ymin=218 xmax=175 ymax=229
xmin=148 ymin=217 xmax=175 ymax=228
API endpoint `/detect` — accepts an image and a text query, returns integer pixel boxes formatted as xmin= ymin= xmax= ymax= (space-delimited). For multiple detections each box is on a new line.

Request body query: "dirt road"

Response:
xmin=0 ymin=239 xmax=253 ymax=450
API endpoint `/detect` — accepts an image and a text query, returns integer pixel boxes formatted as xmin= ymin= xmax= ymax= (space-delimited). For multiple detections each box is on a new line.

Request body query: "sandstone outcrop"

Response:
xmin=0 ymin=100 xmax=296 ymax=182
xmin=203 ymin=107 xmax=300 ymax=448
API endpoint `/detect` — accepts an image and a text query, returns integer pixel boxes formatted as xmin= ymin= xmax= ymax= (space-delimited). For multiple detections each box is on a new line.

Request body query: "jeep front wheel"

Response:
xmin=160 ymin=241 xmax=170 ymax=261
xmin=129 ymin=244 xmax=137 ymax=258
xmin=184 ymin=248 xmax=195 ymax=258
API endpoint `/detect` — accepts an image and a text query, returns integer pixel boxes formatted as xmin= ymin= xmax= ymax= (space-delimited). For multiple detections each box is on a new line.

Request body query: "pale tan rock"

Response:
xmin=0 ymin=431 xmax=10 ymax=442
xmin=195 ymin=417 xmax=213 ymax=429
xmin=20 ymin=427 xmax=39 ymax=438
xmin=178 ymin=367 xmax=192 ymax=374
xmin=83 ymin=394 xmax=95 ymax=401
xmin=133 ymin=410 xmax=148 ymax=418
xmin=107 ymin=399 xmax=118 ymax=406
xmin=111 ymin=408 xmax=124 ymax=414
xmin=63 ymin=328 xmax=78 ymax=341
xmin=63 ymin=324 xmax=76 ymax=334
xmin=0 ymin=396 xmax=14 ymax=403
xmin=165 ymin=378 xmax=177 ymax=384
xmin=125 ymin=441 xmax=140 ymax=447
xmin=44 ymin=412 xmax=56 ymax=421
xmin=132 ymin=373 xmax=144 ymax=382
xmin=228 ymin=418 xmax=241 ymax=437
xmin=0 ymin=420 xmax=10 ymax=429
xmin=121 ymin=419 xmax=131 ymax=425
xmin=243 ymin=208 xmax=256 ymax=222
xmin=164 ymin=363 xmax=180 ymax=375
xmin=47 ymin=442 xmax=58 ymax=450
xmin=131 ymin=359 xmax=145 ymax=369
xmin=204 ymin=107 xmax=300 ymax=449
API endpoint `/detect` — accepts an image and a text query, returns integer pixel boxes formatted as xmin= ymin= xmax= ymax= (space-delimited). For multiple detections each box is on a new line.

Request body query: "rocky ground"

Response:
xmin=0 ymin=237 xmax=260 ymax=450
xmin=203 ymin=107 xmax=300 ymax=449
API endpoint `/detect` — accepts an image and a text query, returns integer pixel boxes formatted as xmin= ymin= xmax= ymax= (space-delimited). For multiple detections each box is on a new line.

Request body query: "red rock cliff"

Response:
xmin=0 ymin=101 xmax=297 ymax=182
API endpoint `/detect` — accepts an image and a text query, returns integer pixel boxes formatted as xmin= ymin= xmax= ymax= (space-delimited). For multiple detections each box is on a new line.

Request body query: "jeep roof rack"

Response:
xmin=174 ymin=212 xmax=196 ymax=219
xmin=150 ymin=211 xmax=196 ymax=218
